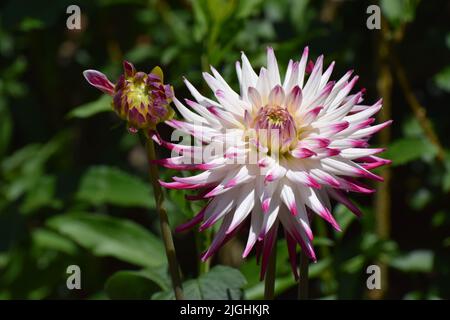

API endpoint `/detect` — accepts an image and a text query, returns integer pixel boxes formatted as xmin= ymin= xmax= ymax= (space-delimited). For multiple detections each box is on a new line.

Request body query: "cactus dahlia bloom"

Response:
xmin=83 ymin=61 xmax=174 ymax=132
xmin=157 ymin=47 xmax=391 ymax=279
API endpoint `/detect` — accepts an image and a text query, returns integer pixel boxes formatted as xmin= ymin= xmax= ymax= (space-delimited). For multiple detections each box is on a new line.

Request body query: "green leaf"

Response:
xmin=19 ymin=17 xmax=45 ymax=31
xmin=402 ymin=117 xmax=424 ymax=138
xmin=105 ymin=268 xmax=169 ymax=300
xmin=47 ymin=212 xmax=166 ymax=268
xmin=389 ymin=250 xmax=434 ymax=272
xmin=125 ymin=44 xmax=159 ymax=63
xmin=192 ymin=0 xmax=209 ymax=42
xmin=434 ymin=65 xmax=450 ymax=92
xmin=31 ymin=228 xmax=78 ymax=255
xmin=381 ymin=0 xmax=420 ymax=28
xmin=1 ymin=132 xmax=71 ymax=201
xmin=236 ymin=0 xmax=264 ymax=19
xmin=76 ymin=166 xmax=155 ymax=209
xmin=207 ymin=0 xmax=236 ymax=24
xmin=290 ymin=0 xmax=312 ymax=32
xmin=443 ymin=150 xmax=450 ymax=192
xmin=153 ymin=265 xmax=246 ymax=300
xmin=313 ymin=237 xmax=335 ymax=247
xmin=67 ymin=95 xmax=111 ymax=119
xmin=242 ymin=238 xmax=333 ymax=299
xmin=333 ymin=203 xmax=357 ymax=238
xmin=384 ymin=138 xmax=436 ymax=166
xmin=431 ymin=211 xmax=448 ymax=227
xmin=243 ymin=257 xmax=332 ymax=300
xmin=1 ymin=56 xmax=27 ymax=81
xmin=20 ymin=175 xmax=62 ymax=215
xmin=243 ymin=276 xmax=291 ymax=300
xmin=2 ymin=131 xmax=69 ymax=177
xmin=240 ymin=239 xmax=291 ymax=288
xmin=341 ymin=255 xmax=365 ymax=274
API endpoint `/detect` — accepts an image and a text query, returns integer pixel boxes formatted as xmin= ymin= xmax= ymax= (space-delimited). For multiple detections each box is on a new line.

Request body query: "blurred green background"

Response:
xmin=0 ymin=0 xmax=449 ymax=300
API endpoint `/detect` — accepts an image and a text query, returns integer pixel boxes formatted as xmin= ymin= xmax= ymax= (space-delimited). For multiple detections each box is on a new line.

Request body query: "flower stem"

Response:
xmin=264 ymin=243 xmax=277 ymax=300
xmin=145 ymin=137 xmax=184 ymax=300
xmin=195 ymin=229 xmax=212 ymax=275
xmin=316 ymin=219 xmax=335 ymax=294
xmin=391 ymin=53 xmax=446 ymax=163
xmin=297 ymin=250 xmax=309 ymax=299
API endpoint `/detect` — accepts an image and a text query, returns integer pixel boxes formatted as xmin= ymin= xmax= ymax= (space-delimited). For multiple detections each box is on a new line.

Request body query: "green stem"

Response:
xmin=264 ymin=243 xmax=277 ymax=300
xmin=146 ymin=137 xmax=184 ymax=300
xmin=195 ymin=228 xmax=212 ymax=275
xmin=298 ymin=250 xmax=309 ymax=299
xmin=316 ymin=219 xmax=335 ymax=294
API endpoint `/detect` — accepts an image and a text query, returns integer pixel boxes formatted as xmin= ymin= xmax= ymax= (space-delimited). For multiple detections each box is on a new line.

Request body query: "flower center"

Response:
xmin=127 ymin=72 xmax=150 ymax=105
xmin=253 ymin=105 xmax=297 ymax=153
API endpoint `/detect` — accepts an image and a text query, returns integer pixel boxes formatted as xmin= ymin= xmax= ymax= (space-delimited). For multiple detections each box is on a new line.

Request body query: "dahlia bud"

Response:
xmin=83 ymin=61 xmax=174 ymax=133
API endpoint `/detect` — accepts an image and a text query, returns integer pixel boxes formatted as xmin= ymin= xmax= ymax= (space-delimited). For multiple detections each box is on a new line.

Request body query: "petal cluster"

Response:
xmin=158 ymin=47 xmax=391 ymax=279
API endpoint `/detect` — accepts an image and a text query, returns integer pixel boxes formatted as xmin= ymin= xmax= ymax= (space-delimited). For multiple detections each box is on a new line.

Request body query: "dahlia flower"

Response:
xmin=157 ymin=47 xmax=391 ymax=279
xmin=83 ymin=61 xmax=174 ymax=132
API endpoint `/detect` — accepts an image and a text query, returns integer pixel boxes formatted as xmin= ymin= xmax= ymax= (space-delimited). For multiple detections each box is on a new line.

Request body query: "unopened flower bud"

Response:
xmin=83 ymin=61 xmax=174 ymax=133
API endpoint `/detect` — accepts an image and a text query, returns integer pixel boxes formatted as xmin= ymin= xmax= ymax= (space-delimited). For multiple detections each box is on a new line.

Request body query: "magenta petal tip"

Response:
xmin=83 ymin=69 xmax=115 ymax=95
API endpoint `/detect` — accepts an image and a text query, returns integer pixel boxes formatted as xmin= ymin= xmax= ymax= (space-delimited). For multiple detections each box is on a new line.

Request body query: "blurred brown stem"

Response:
xmin=146 ymin=137 xmax=184 ymax=300
xmin=370 ymin=24 xmax=393 ymax=300
xmin=390 ymin=54 xmax=446 ymax=163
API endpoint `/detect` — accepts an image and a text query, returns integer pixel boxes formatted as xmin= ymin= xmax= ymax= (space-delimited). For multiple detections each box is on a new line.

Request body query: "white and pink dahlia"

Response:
xmin=157 ymin=47 xmax=391 ymax=279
